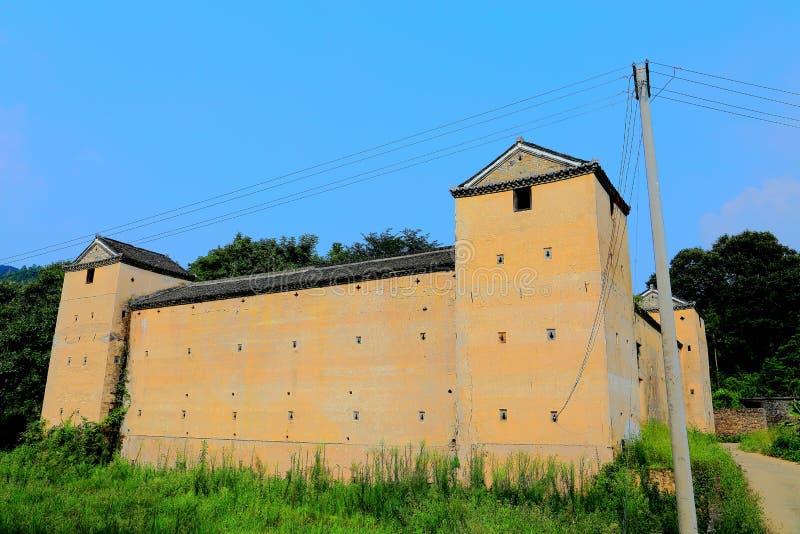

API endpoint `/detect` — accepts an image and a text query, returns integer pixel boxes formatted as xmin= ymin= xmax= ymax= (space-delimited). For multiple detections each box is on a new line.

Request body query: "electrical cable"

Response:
xmin=649 ymin=70 xmax=800 ymax=109
xmin=656 ymin=95 xmax=800 ymax=129
xmin=650 ymin=61 xmax=800 ymax=98
xmin=651 ymin=88 xmax=800 ymax=122
xmin=1 ymin=67 xmax=629 ymax=264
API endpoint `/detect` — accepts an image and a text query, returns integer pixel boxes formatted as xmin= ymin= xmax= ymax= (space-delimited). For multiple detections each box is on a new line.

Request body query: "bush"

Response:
xmin=0 ymin=422 xmax=765 ymax=533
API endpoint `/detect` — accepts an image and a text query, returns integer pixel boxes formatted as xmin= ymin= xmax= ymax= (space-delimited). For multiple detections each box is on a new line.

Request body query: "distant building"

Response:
xmin=41 ymin=138 xmax=714 ymax=471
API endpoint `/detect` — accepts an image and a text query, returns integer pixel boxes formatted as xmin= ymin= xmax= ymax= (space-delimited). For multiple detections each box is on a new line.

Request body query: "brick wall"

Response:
xmin=713 ymin=408 xmax=767 ymax=438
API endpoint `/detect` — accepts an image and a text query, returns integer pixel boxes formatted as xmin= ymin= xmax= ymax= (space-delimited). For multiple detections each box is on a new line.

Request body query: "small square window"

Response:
xmin=420 ymin=332 xmax=426 ymax=341
xmin=232 ymin=411 xmax=237 ymax=420
xmin=187 ymin=347 xmax=191 ymax=355
xmin=499 ymin=409 xmax=508 ymax=421
xmin=546 ymin=329 xmax=556 ymax=341
xmin=687 ymin=345 xmax=692 ymax=352
xmin=690 ymin=389 xmax=695 ymax=395
xmin=145 ymin=350 xmax=149 ymax=357
xmin=137 ymin=409 xmax=142 ymax=416
xmin=418 ymin=411 xmax=425 ymax=421
xmin=353 ymin=410 xmax=360 ymax=421
xmin=181 ymin=410 xmax=186 ymax=419
xmin=292 ymin=340 xmax=297 ymax=349
xmin=356 ymin=336 xmax=362 ymax=344
xmin=513 ymin=187 xmax=532 ymax=211
xmin=544 ymin=247 xmax=553 ymax=259
xmin=288 ymin=411 xmax=294 ymax=421
xmin=85 ymin=268 xmax=95 ymax=284
xmin=114 ymin=356 xmax=120 ymax=364
xmin=237 ymin=343 xmax=243 ymax=352
xmin=497 ymin=254 xmax=505 ymax=264
xmin=74 ymin=314 xmax=78 ymax=322
xmin=498 ymin=332 xmax=507 ymax=343
xmin=121 ymin=310 xmax=126 ymax=319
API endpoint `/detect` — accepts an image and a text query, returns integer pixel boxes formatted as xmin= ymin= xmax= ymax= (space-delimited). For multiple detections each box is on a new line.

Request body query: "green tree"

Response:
xmin=648 ymin=231 xmax=800 ymax=395
xmin=188 ymin=233 xmax=321 ymax=281
xmin=326 ymin=228 xmax=441 ymax=263
xmin=0 ymin=263 xmax=66 ymax=449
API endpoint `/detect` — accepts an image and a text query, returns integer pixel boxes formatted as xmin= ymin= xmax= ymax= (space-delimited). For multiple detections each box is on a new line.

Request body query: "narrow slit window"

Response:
xmin=356 ymin=336 xmax=362 ymax=344
xmin=59 ymin=408 xmax=63 ymax=416
xmin=288 ymin=410 xmax=294 ymax=421
xmin=232 ymin=411 xmax=237 ymax=420
xmin=83 ymin=356 xmax=88 ymax=366
xmin=498 ymin=332 xmax=507 ymax=344
xmin=187 ymin=347 xmax=191 ymax=355
xmin=687 ymin=345 xmax=692 ymax=352
xmin=292 ymin=340 xmax=297 ymax=349
xmin=418 ymin=411 xmax=425 ymax=421
xmin=181 ymin=410 xmax=186 ymax=419
xmin=137 ymin=409 xmax=142 ymax=416
xmin=121 ymin=310 xmax=126 ymax=319
xmin=67 ymin=357 xmax=71 ymax=366
xmin=513 ymin=187 xmax=532 ymax=211
xmin=420 ymin=332 xmax=426 ymax=341
xmin=85 ymin=268 xmax=95 ymax=284
xmin=499 ymin=409 xmax=508 ymax=421
xmin=237 ymin=343 xmax=243 ymax=352
xmin=353 ymin=410 xmax=360 ymax=421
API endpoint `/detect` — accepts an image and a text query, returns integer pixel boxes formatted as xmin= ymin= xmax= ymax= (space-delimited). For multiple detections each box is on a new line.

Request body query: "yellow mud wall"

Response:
xmin=592 ymin=180 xmax=639 ymax=445
xmin=454 ymin=172 xmax=616 ymax=466
xmin=121 ymin=271 xmax=456 ymax=472
xmin=674 ymin=308 xmax=714 ymax=432
xmin=41 ymin=263 xmax=187 ymax=425
xmin=646 ymin=307 xmax=715 ymax=433
xmin=634 ymin=315 xmax=668 ymax=424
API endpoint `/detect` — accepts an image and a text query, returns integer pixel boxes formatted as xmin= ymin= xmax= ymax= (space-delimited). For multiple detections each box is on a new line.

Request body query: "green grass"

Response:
xmin=740 ymin=426 xmax=800 ymax=463
xmin=0 ymin=422 xmax=766 ymax=533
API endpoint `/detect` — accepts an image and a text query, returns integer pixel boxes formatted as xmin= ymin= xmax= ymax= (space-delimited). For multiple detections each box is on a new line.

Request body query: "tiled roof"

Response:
xmin=65 ymin=236 xmax=193 ymax=280
xmin=450 ymin=140 xmax=630 ymax=215
xmin=130 ymin=247 xmax=455 ymax=310
xmin=638 ymin=286 xmax=695 ymax=312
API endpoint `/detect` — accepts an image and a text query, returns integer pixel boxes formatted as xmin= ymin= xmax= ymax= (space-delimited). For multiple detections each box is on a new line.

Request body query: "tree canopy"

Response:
xmin=189 ymin=228 xmax=441 ymax=281
xmin=648 ymin=230 xmax=800 ymax=397
xmin=0 ymin=263 xmax=65 ymax=449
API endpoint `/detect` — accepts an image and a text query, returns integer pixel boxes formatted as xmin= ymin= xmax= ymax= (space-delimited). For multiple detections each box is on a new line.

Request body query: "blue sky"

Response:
xmin=1 ymin=3 xmax=799 ymax=290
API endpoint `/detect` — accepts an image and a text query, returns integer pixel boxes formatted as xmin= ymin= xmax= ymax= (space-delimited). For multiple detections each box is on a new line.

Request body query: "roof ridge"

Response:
xmin=187 ymin=247 xmax=456 ymax=287
xmin=98 ymin=236 xmax=176 ymax=261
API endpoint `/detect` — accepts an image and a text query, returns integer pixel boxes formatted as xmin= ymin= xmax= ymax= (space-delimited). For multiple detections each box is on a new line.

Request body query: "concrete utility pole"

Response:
xmin=633 ymin=60 xmax=698 ymax=534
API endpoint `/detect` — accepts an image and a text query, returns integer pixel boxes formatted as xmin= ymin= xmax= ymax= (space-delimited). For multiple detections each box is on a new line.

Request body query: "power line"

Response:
xmin=2 ymin=66 xmax=629 ymax=264
xmin=650 ymin=61 xmax=800 ymax=98
xmin=7 ymin=92 xmax=627 ymax=263
xmin=653 ymin=87 xmax=800 ymax=122
xmin=133 ymin=98 xmax=628 ymax=246
xmin=650 ymin=70 xmax=800 ymax=109
xmin=656 ymin=95 xmax=800 ymax=129
xmin=557 ymin=84 xmax=643 ymax=418
xmin=1 ymin=77 xmax=626 ymax=264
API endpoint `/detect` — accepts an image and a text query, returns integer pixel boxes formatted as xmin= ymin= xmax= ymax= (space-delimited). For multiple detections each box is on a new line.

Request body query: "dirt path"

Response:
xmin=722 ymin=443 xmax=800 ymax=534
